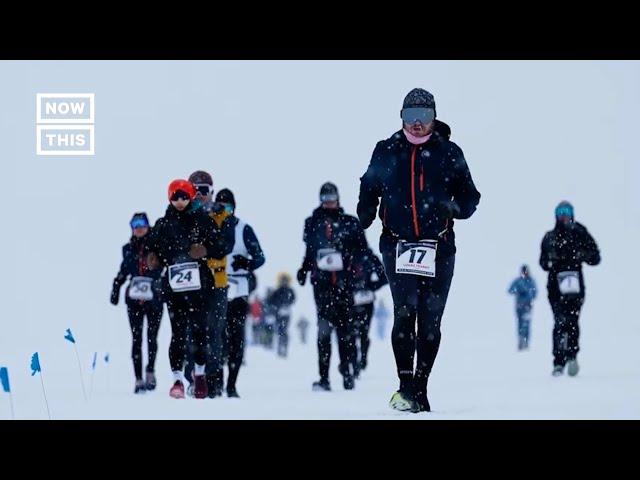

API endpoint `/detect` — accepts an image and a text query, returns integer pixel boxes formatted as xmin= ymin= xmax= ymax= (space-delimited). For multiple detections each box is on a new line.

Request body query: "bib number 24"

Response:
xmin=168 ymin=262 xmax=202 ymax=292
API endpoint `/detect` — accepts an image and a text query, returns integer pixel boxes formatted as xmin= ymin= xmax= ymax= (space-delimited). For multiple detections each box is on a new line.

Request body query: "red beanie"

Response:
xmin=168 ymin=179 xmax=196 ymax=201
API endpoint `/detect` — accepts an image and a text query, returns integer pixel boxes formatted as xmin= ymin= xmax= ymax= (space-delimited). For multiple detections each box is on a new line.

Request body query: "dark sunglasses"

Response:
xmin=170 ymin=191 xmax=191 ymax=202
xmin=195 ymin=184 xmax=212 ymax=196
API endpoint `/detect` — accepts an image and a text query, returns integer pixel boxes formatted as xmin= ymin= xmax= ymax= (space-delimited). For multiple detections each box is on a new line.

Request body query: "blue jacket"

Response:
xmin=508 ymin=276 xmax=537 ymax=307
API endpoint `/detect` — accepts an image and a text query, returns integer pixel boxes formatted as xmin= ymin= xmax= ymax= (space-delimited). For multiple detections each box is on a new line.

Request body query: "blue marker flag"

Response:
xmin=92 ymin=352 xmax=97 ymax=370
xmin=31 ymin=352 xmax=41 ymax=376
xmin=64 ymin=328 xmax=76 ymax=344
xmin=0 ymin=367 xmax=10 ymax=393
xmin=104 ymin=353 xmax=109 ymax=364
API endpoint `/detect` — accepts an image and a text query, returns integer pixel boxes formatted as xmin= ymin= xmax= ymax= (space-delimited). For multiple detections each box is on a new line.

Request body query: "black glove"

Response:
xmin=297 ymin=268 xmax=307 ymax=286
xmin=110 ymin=285 xmax=120 ymax=305
xmin=231 ymin=255 xmax=251 ymax=272
xmin=438 ymin=199 xmax=461 ymax=219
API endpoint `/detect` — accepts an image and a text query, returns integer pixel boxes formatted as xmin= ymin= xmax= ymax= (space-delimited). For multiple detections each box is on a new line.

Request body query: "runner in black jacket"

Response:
xmin=349 ymin=246 xmax=388 ymax=377
xmin=110 ymin=212 xmax=163 ymax=393
xmin=146 ymin=179 xmax=231 ymax=399
xmin=539 ymin=201 xmax=600 ymax=377
xmin=358 ymin=88 xmax=480 ymax=412
xmin=298 ymin=182 xmax=367 ymax=391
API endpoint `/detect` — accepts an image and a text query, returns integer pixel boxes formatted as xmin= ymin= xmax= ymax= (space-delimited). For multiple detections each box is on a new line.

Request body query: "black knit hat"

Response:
xmin=320 ymin=182 xmax=339 ymax=202
xmin=402 ymin=88 xmax=436 ymax=117
xmin=215 ymin=188 xmax=236 ymax=209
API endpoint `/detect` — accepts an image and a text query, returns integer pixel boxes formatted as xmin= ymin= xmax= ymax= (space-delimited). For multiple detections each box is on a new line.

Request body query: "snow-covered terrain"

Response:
xmin=0 ymin=60 xmax=638 ymax=419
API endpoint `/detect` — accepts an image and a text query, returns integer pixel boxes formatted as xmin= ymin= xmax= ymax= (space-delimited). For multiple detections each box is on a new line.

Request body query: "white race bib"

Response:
xmin=558 ymin=271 xmax=580 ymax=295
xmin=227 ymin=275 xmax=249 ymax=300
xmin=316 ymin=248 xmax=344 ymax=272
xmin=353 ymin=290 xmax=375 ymax=306
xmin=168 ymin=262 xmax=201 ymax=292
xmin=278 ymin=306 xmax=292 ymax=317
xmin=395 ymin=240 xmax=437 ymax=277
xmin=265 ymin=315 xmax=276 ymax=326
xmin=128 ymin=276 xmax=154 ymax=301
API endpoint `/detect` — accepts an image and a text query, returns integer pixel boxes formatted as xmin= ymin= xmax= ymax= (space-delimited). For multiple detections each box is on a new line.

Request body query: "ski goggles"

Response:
xmin=194 ymin=184 xmax=212 ymax=196
xmin=401 ymin=107 xmax=435 ymax=125
xmin=320 ymin=193 xmax=339 ymax=203
xmin=555 ymin=205 xmax=574 ymax=218
xmin=130 ymin=218 xmax=149 ymax=229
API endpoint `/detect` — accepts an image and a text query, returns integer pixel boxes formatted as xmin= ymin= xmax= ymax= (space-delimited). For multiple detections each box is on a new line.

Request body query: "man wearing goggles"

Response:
xmin=539 ymin=201 xmax=600 ymax=377
xmin=358 ymin=88 xmax=480 ymax=413
xmin=182 ymin=170 xmax=235 ymax=398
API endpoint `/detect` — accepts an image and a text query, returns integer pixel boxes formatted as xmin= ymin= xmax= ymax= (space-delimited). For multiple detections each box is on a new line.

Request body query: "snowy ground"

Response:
xmin=3 ymin=295 xmax=639 ymax=420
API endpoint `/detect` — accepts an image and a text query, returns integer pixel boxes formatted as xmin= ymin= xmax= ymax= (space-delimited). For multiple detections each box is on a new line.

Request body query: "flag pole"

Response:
xmin=39 ymin=371 xmax=51 ymax=420
xmin=73 ymin=344 xmax=88 ymax=402
xmin=8 ymin=391 xmax=15 ymax=420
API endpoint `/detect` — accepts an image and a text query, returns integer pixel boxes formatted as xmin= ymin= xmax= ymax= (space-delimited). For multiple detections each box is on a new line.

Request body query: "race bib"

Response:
xmin=558 ymin=271 xmax=580 ymax=295
xmin=353 ymin=290 xmax=375 ymax=306
xmin=168 ymin=262 xmax=201 ymax=292
xmin=317 ymin=248 xmax=343 ymax=272
xmin=128 ymin=276 xmax=154 ymax=301
xmin=228 ymin=275 xmax=249 ymax=300
xmin=265 ymin=315 xmax=276 ymax=326
xmin=395 ymin=240 xmax=437 ymax=277
xmin=278 ymin=306 xmax=292 ymax=317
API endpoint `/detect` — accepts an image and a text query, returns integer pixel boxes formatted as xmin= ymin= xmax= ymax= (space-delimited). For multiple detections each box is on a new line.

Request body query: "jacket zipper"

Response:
xmin=410 ymin=146 xmax=421 ymax=238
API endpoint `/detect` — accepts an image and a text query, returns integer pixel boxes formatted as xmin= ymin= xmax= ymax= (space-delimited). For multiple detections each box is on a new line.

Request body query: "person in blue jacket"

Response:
xmin=508 ymin=265 xmax=537 ymax=351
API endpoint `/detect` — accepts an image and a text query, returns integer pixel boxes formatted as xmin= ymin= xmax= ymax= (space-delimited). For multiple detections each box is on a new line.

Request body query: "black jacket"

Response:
xmin=349 ymin=247 xmax=388 ymax=292
xmin=539 ymin=221 xmax=600 ymax=300
xmin=113 ymin=235 xmax=163 ymax=305
xmin=269 ymin=286 xmax=296 ymax=314
xmin=147 ymin=203 xmax=233 ymax=293
xmin=358 ymin=121 xmax=480 ymax=257
xmin=301 ymin=206 xmax=368 ymax=291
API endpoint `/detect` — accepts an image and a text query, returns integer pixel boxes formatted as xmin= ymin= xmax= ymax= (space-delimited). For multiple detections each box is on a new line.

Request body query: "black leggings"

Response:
xmin=185 ymin=287 xmax=227 ymax=386
xmin=127 ymin=301 xmax=163 ymax=380
xmin=223 ymin=297 xmax=248 ymax=390
xmin=550 ymin=296 xmax=583 ymax=366
xmin=167 ymin=290 xmax=210 ymax=373
xmin=382 ymin=249 xmax=455 ymax=392
xmin=352 ymin=302 xmax=374 ymax=367
xmin=276 ymin=314 xmax=290 ymax=357
xmin=314 ymin=286 xmax=355 ymax=381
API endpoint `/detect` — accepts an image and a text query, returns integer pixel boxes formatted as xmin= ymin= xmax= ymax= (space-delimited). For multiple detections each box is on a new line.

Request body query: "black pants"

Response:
xmin=222 ymin=297 xmax=248 ymax=390
xmin=126 ymin=301 xmax=163 ymax=380
xmin=167 ymin=289 xmax=210 ymax=374
xmin=276 ymin=314 xmax=291 ymax=357
xmin=550 ymin=295 xmax=583 ymax=367
xmin=352 ymin=302 xmax=374 ymax=369
xmin=382 ymin=248 xmax=455 ymax=393
xmin=185 ymin=287 xmax=227 ymax=388
xmin=314 ymin=286 xmax=356 ymax=382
